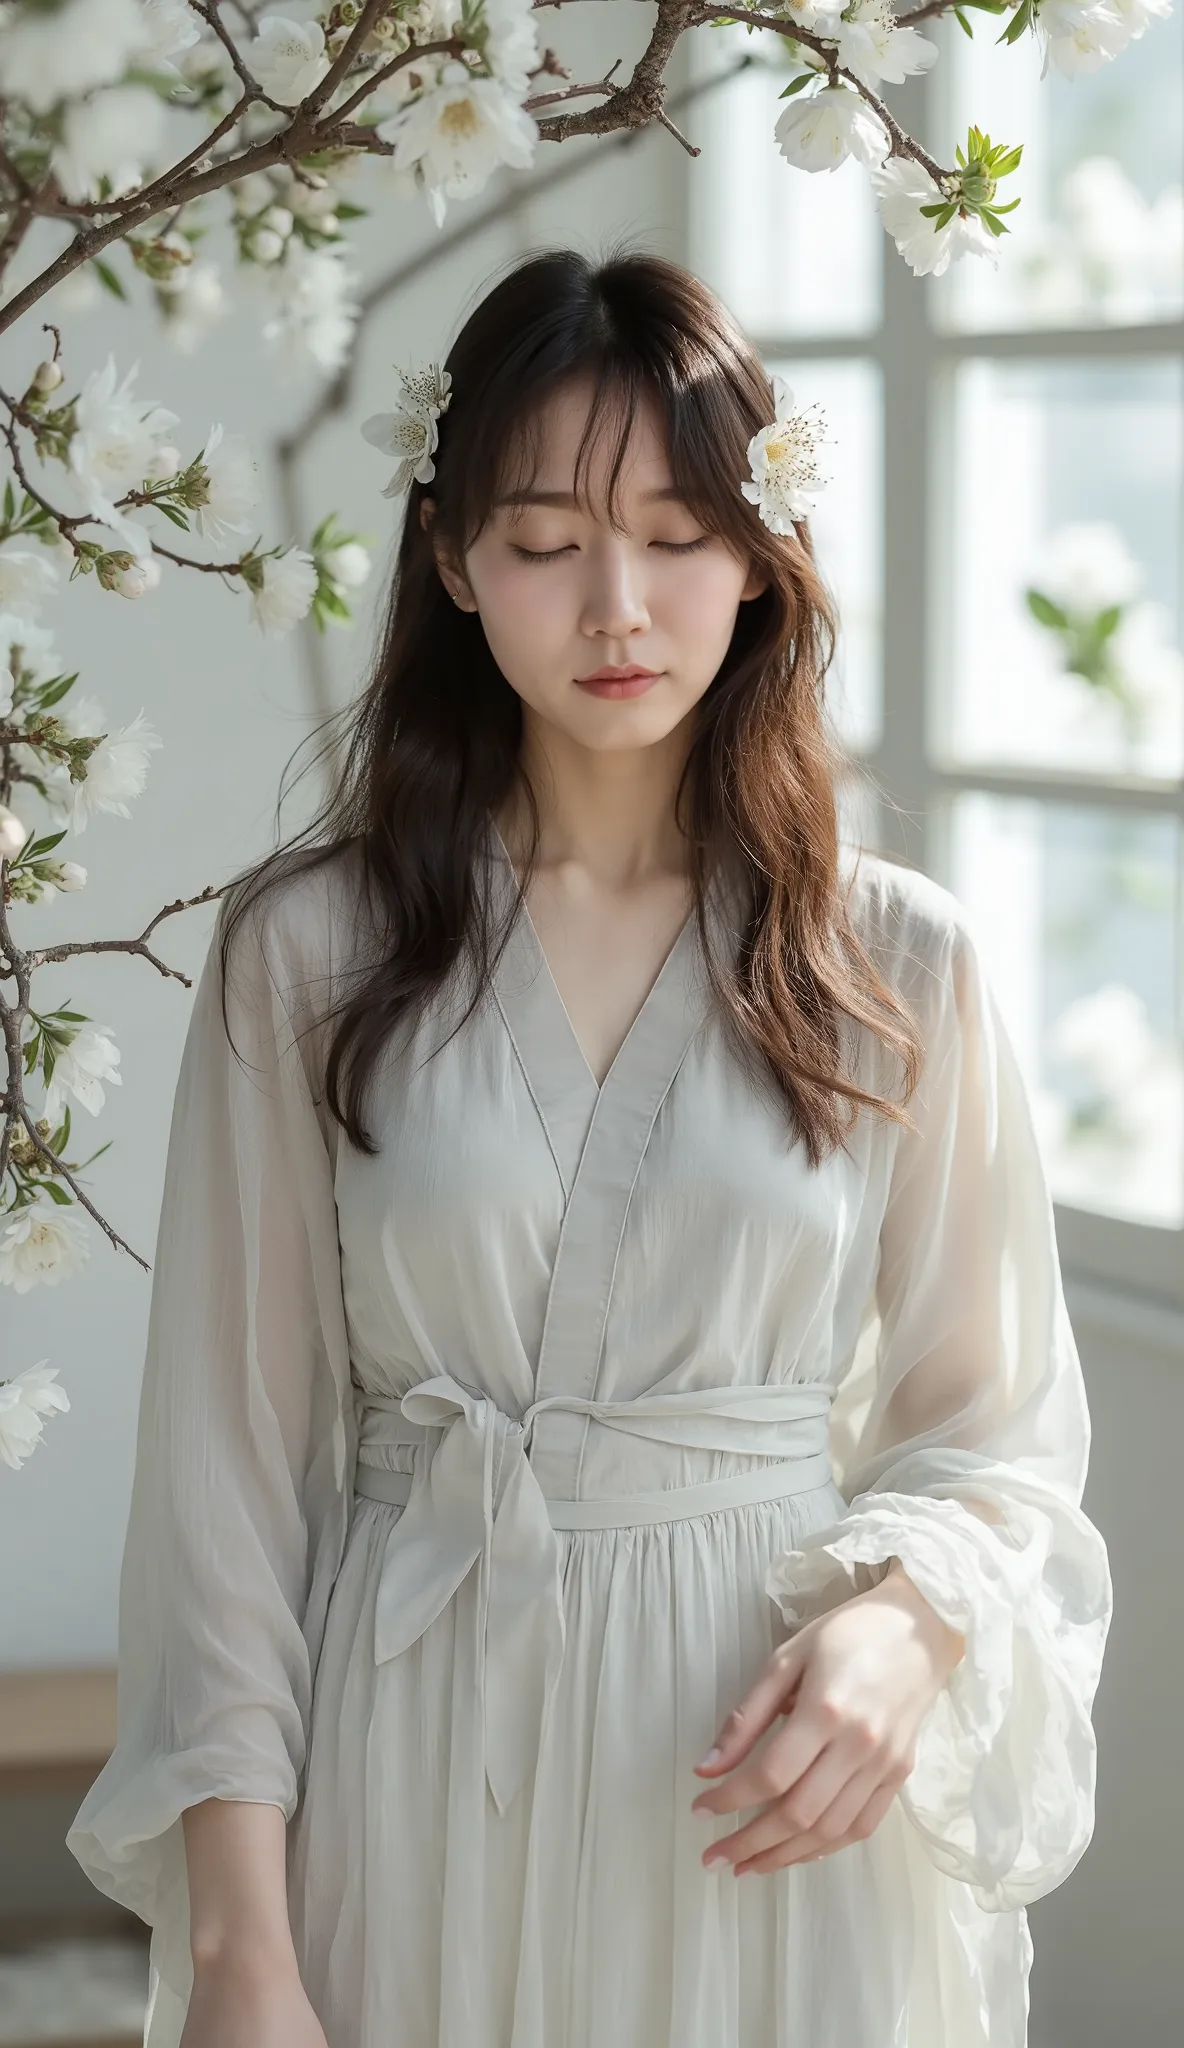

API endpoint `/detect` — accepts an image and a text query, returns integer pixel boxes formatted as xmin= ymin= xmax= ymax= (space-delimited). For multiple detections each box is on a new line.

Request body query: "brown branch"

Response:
xmin=27 ymin=883 xmax=229 ymax=982
xmin=297 ymin=0 xmax=392 ymax=122
xmin=148 ymin=540 xmax=248 ymax=575
xmin=187 ymin=0 xmax=290 ymax=113
xmin=12 ymin=1104 xmax=151 ymax=1266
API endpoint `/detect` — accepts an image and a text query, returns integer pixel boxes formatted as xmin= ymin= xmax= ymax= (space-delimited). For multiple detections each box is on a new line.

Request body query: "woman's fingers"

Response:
xmin=733 ymin=1773 xmax=903 ymax=1876
xmin=693 ymin=1630 xmax=812 ymax=1786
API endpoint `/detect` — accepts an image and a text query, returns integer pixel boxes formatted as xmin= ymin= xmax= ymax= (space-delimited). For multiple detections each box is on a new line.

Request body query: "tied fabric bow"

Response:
xmin=365 ymin=1372 xmax=836 ymax=1817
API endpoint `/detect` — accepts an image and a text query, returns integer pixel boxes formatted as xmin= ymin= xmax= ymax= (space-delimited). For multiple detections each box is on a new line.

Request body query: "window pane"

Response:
xmin=949 ymin=794 xmax=1183 ymax=1228
xmin=932 ymin=8 xmax=1183 ymax=331
xmin=937 ymin=357 xmax=1183 ymax=777
xmin=767 ymin=357 xmax=883 ymax=752
xmin=687 ymin=31 xmax=881 ymax=337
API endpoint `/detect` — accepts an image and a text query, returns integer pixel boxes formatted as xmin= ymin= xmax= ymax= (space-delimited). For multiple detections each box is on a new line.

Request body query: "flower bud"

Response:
xmin=32 ymin=358 xmax=64 ymax=394
xmin=0 ymin=804 xmax=28 ymax=859
xmin=249 ymin=227 xmax=286 ymax=265
xmin=261 ymin=205 xmax=293 ymax=237
xmin=323 ymin=541 xmax=372 ymax=590
xmin=47 ymin=860 xmax=88 ymax=892
xmin=97 ymin=553 xmax=162 ymax=599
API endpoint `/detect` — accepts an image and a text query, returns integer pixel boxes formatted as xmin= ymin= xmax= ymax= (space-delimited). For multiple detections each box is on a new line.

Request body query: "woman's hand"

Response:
xmin=690 ymin=1560 xmax=966 ymax=1876
xmin=180 ymin=1945 xmax=329 ymax=2048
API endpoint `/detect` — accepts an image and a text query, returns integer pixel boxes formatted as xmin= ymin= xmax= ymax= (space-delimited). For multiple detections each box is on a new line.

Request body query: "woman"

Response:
xmin=67 ymin=245 xmax=1113 ymax=2048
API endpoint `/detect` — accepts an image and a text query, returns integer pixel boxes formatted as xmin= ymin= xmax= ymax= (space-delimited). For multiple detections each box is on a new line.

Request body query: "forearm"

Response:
xmin=182 ymin=1797 xmax=298 ymax=1973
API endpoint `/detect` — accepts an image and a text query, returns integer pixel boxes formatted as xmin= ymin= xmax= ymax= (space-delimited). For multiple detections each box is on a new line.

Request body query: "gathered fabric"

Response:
xmin=355 ymin=1375 xmax=836 ymax=1815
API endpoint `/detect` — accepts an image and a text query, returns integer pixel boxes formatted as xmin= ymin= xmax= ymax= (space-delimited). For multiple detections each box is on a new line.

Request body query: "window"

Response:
xmin=688 ymin=21 xmax=1184 ymax=1304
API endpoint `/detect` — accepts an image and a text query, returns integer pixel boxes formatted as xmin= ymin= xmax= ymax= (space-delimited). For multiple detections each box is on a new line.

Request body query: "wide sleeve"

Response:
xmin=764 ymin=896 xmax=1114 ymax=1912
xmin=65 ymin=880 xmax=357 ymax=1969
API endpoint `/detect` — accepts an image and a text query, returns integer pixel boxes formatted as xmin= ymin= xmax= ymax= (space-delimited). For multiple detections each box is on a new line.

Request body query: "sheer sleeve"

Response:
xmin=65 ymin=874 xmax=357 ymax=1990
xmin=765 ymin=883 xmax=1114 ymax=1912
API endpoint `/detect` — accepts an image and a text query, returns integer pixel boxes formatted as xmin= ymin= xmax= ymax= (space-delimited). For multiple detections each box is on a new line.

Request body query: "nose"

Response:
xmin=579 ymin=536 xmax=651 ymax=643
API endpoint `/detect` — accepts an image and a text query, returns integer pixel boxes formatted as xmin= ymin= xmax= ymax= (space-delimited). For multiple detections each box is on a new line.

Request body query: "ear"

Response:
xmin=419 ymin=494 xmax=478 ymax=612
xmin=739 ymin=559 xmax=771 ymax=602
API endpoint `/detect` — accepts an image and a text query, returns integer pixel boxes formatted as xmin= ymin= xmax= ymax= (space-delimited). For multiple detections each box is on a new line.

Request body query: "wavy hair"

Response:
xmin=219 ymin=241 xmax=924 ymax=1169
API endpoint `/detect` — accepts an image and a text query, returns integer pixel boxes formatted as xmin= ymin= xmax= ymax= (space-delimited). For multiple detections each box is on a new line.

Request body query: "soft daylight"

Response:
xmin=0 ymin=0 xmax=1178 ymax=2043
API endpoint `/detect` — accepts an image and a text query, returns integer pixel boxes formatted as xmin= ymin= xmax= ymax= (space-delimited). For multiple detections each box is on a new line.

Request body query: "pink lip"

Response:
xmin=576 ymin=666 xmax=663 ymax=698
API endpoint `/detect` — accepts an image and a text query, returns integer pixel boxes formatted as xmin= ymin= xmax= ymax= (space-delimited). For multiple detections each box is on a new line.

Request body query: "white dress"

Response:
xmin=66 ymin=817 xmax=1113 ymax=2048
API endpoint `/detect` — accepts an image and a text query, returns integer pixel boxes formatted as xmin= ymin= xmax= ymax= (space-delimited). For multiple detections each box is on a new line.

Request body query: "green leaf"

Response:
xmin=998 ymin=0 xmax=1033 ymax=41
xmin=777 ymin=72 xmax=818 ymax=99
xmin=953 ymin=7 xmax=975 ymax=33
xmin=38 ymin=671 xmax=78 ymax=707
xmin=1026 ymin=589 xmax=1069 ymax=630
xmin=24 ymin=829 xmax=67 ymax=859
xmin=1094 ymin=603 xmax=1123 ymax=640
xmin=40 ymin=1178 xmax=74 ymax=1204
xmin=3 ymin=478 xmax=14 ymax=523
xmin=334 ymin=201 xmax=367 ymax=220
xmin=92 ymin=257 xmax=127 ymax=300
xmin=157 ymin=501 xmax=192 ymax=529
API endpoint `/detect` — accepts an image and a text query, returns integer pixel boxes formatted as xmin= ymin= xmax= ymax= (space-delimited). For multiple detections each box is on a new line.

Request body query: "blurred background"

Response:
xmin=0 ymin=5 xmax=1181 ymax=2043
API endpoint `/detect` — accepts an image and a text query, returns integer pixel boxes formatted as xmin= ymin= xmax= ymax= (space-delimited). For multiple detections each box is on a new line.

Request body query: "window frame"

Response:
xmin=689 ymin=64 xmax=1184 ymax=1310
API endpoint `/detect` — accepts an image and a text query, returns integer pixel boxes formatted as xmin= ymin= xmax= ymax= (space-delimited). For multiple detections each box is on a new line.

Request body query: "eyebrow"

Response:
xmin=492 ymin=484 xmax=688 ymax=509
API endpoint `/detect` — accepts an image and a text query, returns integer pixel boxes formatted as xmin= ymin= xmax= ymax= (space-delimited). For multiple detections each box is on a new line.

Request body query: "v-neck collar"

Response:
xmin=487 ymin=814 xmax=698 ymax=1099
xmin=484 ymin=813 xmax=745 ymax=1203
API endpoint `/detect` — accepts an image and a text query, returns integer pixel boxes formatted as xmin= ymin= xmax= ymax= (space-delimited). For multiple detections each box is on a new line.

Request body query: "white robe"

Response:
xmin=66 ymin=817 xmax=1113 ymax=2048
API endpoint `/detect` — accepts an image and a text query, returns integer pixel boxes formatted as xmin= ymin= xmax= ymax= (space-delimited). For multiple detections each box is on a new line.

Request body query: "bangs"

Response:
xmin=452 ymin=351 xmax=764 ymax=556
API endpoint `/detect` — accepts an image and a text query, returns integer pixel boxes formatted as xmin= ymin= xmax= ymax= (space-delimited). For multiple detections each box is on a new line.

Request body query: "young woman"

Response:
xmin=67 ymin=245 xmax=1113 ymax=2048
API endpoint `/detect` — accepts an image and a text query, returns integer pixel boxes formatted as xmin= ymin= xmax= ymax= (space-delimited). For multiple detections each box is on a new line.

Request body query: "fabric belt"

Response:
xmin=352 ymin=1372 xmax=835 ymax=1817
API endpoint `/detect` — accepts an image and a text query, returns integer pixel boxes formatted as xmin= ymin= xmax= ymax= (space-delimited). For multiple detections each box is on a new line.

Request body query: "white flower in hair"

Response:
xmin=740 ymin=376 xmax=832 ymax=535
xmin=361 ymin=364 xmax=453 ymax=498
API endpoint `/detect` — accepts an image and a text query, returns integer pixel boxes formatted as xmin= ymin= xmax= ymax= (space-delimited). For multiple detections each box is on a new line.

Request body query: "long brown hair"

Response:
xmin=220 ymin=241 xmax=924 ymax=1169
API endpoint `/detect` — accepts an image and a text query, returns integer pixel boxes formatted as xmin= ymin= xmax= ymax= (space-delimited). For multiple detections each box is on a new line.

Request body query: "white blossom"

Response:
xmin=158 ymin=260 xmax=228 ymax=354
xmin=260 ymin=243 xmax=360 ymax=372
xmin=774 ymin=84 xmax=890 ymax=173
xmin=740 ymin=374 xmax=832 ymax=534
xmin=0 ymin=0 xmax=146 ymax=113
xmin=1104 ymin=0 xmax=1174 ymax=40
xmin=250 ymin=549 xmax=318 ymax=632
xmin=0 ymin=542 xmax=59 ymax=620
xmin=66 ymin=706 xmax=163 ymax=831
xmin=0 ymin=1362 xmax=70 ymax=1470
xmin=831 ymin=0 xmax=939 ymax=88
xmin=0 ymin=1199 xmax=90 ymax=1293
xmin=53 ymin=84 xmax=166 ymax=203
xmin=1030 ymin=521 xmax=1144 ymax=613
xmin=378 ymin=60 xmax=539 ymax=227
xmin=68 ymin=356 xmax=179 ymax=557
xmin=108 ymin=553 xmax=162 ymax=599
xmin=43 ymin=1023 xmax=123 ymax=1119
xmin=776 ymin=0 xmax=845 ymax=29
xmin=322 ymin=541 xmax=372 ymax=589
xmin=251 ymin=13 xmax=331 ymax=103
xmin=0 ymin=802 xmax=27 ymax=858
xmin=361 ymin=364 xmax=452 ymax=495
xmin=480 ymin=0 xmax=541 ymax=94
xmin=1034 ymin=0 xmax=1131 ymax=77
xmin=137 ymin=0 xmax=201 ymax=68
xmin=871 ymin=153 xmax=999 ymax=277
xmin=195 ymin=425 xmax=260 ymax=544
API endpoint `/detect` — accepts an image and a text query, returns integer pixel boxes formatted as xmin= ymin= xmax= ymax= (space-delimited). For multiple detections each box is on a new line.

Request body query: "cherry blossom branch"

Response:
xmin=27 ymin=883 xmax=229 ymax=981
xmin=0 ymin=874 xmax=231 ymax=1263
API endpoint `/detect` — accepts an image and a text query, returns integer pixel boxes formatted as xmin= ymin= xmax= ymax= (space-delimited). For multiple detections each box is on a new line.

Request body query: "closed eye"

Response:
xmin=510 ymin=537 xmax=713 ymax=563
